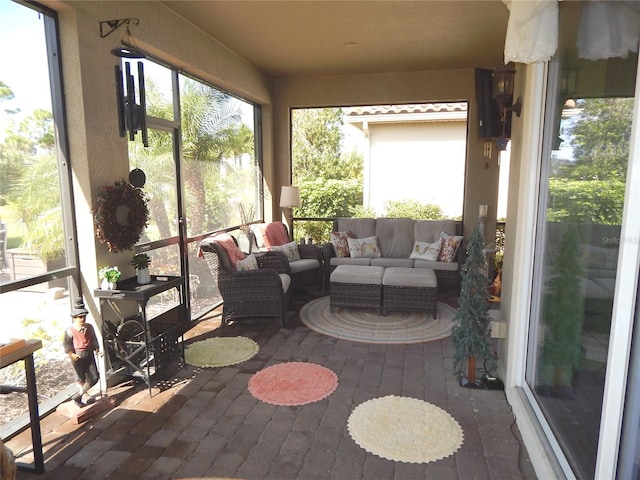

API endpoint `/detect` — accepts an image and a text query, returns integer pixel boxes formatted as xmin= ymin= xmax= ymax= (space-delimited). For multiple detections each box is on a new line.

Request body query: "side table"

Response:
xmin=0 ymin=339 xmax=44 ymax=473
xmin=94 ymin=275 xmax=189 ymax=395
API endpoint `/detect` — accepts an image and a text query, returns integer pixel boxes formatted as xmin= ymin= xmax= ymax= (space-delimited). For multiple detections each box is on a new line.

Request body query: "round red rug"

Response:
xmin=248 ymin=362 xmax=338 ymax=406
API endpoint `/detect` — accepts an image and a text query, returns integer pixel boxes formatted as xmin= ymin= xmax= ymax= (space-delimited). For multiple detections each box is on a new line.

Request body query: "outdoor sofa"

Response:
xmin=323 ymin=217 xmax=464 ymax=292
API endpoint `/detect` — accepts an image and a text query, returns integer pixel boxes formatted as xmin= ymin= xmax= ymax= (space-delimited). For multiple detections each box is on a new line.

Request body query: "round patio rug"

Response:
xmin=348 ymin=395 xmax=464 ymax=463
xmin=184 ymin=336 xmax=259 ymax=368
xmin=299 ymin=296 xmax=455 ymax=344
xmin=248 ymin=362 xmax=338 ymax=406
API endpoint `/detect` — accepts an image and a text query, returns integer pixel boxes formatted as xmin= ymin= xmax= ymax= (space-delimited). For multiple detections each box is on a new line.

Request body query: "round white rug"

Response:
xmin=184 ymin=336 xmax=259 ymax=368
xmin=348 ymin=395 xmax=464 ymax=463
xmin=299 ymin=296 xmax=455 ymax=344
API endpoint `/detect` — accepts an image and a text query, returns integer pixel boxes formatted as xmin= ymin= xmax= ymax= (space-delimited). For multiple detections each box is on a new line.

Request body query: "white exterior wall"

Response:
xmin=365 ymin=121 xmax=466 ymax=218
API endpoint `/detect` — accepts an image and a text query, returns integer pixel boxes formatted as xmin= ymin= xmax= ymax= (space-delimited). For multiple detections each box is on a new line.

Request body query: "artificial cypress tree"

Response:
xmin=538 ymin=225 xmax=584 ymax=397
xmin=452 ymin=223 xmax=496 ymax=385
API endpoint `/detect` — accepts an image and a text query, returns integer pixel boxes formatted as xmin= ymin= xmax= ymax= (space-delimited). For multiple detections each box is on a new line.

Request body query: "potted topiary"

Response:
xmin=132 ymin=253 xmax=151 ymax=285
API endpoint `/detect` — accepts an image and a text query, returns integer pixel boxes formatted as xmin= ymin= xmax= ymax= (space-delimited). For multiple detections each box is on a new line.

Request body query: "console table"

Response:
xmin=0 ymin=339 xmax=44 ymax=473
xmin=94 ymin=275 xmax=188 ymax=395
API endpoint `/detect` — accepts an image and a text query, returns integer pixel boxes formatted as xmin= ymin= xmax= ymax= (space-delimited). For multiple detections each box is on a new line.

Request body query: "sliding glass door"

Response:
xmin=525 ymin=2 xmax=638 ymax=478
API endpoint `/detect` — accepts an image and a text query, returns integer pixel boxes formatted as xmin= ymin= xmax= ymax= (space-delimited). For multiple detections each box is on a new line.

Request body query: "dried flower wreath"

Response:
xmin=94 ymin=179 xmax=149 ymax=253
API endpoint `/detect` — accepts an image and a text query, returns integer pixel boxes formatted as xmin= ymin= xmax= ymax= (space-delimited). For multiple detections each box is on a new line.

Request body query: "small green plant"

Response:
xmin=99 ymin=266 xmax=122 ymax=282
xmin=131 ymin=253 xmax=151 ymax=269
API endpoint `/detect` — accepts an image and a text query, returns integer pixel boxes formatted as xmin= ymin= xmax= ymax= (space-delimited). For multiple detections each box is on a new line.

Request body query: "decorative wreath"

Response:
xmin=94 ymin=179 xmax=149 ymax=253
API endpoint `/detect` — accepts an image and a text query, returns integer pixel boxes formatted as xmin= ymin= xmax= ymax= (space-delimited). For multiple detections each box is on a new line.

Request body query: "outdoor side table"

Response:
xmin=94 ymin=275 xmax=188 ymax=395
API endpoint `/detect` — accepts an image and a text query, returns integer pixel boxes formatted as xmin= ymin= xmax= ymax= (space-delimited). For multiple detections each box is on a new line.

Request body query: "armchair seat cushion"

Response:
xmin=289 ymin=258 xmax=321 ymax=275
xmin=279 ymin=273 xmax=292 ymax=293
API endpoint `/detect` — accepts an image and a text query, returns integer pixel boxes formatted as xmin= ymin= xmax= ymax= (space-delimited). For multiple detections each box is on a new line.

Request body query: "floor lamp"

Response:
xmin=280 ymin=185 xmax=301 ymax=240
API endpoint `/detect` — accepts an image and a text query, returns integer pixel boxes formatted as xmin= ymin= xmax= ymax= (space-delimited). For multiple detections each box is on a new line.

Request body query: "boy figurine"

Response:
xmin=63 ymin=298 xmax=100 ymax=408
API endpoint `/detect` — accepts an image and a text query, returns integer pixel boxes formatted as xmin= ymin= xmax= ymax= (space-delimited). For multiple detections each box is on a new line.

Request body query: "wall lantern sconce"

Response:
xmin=100 ymin=17 xmax=148 ymax=147
xmin=280 ymin=186 xmax=301 ymax=239
xmin=493 ymin=66 xmax=522 ymax=151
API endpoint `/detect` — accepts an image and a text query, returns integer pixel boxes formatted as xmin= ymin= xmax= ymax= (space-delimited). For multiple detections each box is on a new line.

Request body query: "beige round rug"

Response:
xmin=184 ymin=336 xmax=259 ymax=368
xmin=300 ymin=296 xmax=454 ymax=344
xmin=348 ymin=395 xmax=464 ymax=463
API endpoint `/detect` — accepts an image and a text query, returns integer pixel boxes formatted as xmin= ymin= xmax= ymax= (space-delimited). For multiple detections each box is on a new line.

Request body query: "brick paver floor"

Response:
xmin=9 ymin=291 xmax=537 ymax=479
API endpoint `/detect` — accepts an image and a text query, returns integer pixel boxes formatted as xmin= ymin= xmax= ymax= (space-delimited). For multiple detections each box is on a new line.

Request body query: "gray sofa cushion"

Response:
xmin=330 ymin=257 xmax=372 ymax=267
xmin=336 ymin=218 xmax=376 ymax=239
xmin=414 ymin=259 xmax=459 ymax=271
xmin=375 ymin=218 xmax=414 ymax=257
xmin=371 ymin=257 xmax=414 ymax=268
xmin=414 ymin=219 xmax=457 ymax=243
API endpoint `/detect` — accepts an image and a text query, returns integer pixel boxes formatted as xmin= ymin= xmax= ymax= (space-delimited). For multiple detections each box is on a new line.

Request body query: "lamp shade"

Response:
xmin=279 ymin=186 xmax=301 ymax=208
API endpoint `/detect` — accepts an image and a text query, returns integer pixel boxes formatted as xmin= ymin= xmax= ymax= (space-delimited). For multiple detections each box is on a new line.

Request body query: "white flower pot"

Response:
xmin=101 ymin=279 xmax=116 ymax=290
xmin=137 ymin=267 xmax=151 ymax=285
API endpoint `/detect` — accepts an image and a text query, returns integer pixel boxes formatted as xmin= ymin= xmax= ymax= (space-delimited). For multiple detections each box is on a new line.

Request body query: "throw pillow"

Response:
xmin=236 ymin=254 xmax=258 ymax=272
xmin=271 ymin=241 xmax=301 ymax=262
xmin=347 ymin=236 xmax=382 ymax=258
xmin=438 ymin=232 xmax=463 ymax=262
xmin=409 ymin=240 xmax=441 ymax=261
xmin=330 ymin=231 xmax=354 ymax=257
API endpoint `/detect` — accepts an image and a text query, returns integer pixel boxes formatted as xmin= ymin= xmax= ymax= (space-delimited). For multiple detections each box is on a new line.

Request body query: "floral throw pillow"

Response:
xmin=330 ymin=231 xmax=354 ymax=257
xmin=347 ymin=236 xmax=382 ymax=258
xmin=236 ymin=254 xmax=258 ymax=272
xmin=438 ymin=232 xmax=464 ymax=263
xmin=271 ymin=241 xmax=301 ymax=262
xmin=409 ymin=240 xmax=441 ymax=261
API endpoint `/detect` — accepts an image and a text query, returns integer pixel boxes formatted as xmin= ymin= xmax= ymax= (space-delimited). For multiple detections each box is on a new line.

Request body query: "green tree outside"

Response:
xmin=549 ymin=98 xmax=632 ymax=225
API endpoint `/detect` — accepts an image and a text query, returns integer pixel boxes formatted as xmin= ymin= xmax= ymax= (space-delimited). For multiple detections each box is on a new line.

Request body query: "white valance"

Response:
xmin=577 ymin=1 xmax=640 ymax=60
xmin=503 ymin=0 xmax=558 ymax=64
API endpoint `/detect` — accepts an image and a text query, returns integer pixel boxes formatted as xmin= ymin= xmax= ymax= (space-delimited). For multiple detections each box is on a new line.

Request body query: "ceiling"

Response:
xmin=161 ymin=1 xmax=510 ymax=78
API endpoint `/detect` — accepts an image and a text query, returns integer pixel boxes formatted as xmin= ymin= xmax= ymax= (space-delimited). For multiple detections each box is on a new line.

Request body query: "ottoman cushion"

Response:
xmin=383 ymin=267 xmax=437 ymax=288
xmin=330 ymin=265 xmax=384 ymax=284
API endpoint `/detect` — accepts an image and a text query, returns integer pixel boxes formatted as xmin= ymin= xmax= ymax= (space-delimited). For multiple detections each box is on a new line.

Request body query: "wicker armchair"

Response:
xmin=252 ymin=222 xmax=324 ymax=292
xmin=199 ymin=234 xmax=291 ymax=327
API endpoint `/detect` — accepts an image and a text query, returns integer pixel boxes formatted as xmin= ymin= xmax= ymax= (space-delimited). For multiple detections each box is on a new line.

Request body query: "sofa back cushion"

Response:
xmin=414 ymin=220 xmax=457 ymax=243
xmin=335 ymin=218 xmax=376 ymax=239
xmin=374 ymin=218 xmax=414 ymax=257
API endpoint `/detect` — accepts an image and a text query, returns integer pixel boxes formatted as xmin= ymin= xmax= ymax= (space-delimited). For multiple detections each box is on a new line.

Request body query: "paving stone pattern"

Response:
xmin=10 ymin=295 xmax=537 ymax=480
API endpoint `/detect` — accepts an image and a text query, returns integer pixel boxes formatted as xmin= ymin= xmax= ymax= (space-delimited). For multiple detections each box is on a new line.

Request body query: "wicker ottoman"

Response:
xmin=330 ymin=265 xmax=384 ymax=314
xmin=382 ymin=267 xmax=438 ymax=318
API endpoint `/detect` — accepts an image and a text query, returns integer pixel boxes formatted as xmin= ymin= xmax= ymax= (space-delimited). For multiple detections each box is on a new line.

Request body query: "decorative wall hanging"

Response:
xmin=94 ymin=180 xmax=149 ymax=253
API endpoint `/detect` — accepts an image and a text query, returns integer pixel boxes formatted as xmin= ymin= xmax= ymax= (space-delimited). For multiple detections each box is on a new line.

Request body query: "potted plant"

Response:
xmin=99 ymin=266 xmax=122 ymax=290
xmin=132 ymin=253 xmax=151 ymax=285
xmin=451 ymin=223 xmax=496 ymax=387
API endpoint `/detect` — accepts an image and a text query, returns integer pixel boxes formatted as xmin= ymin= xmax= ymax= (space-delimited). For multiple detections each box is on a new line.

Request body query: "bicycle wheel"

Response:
xmin=117 ymin=320 xmax=146 ymax=365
